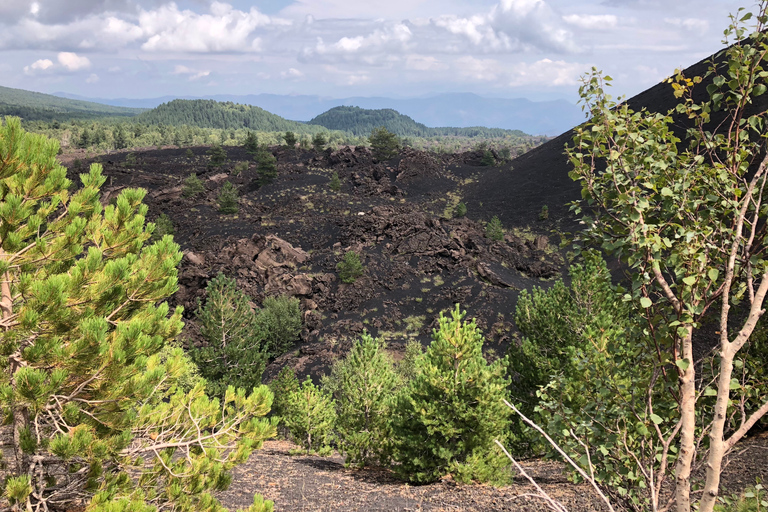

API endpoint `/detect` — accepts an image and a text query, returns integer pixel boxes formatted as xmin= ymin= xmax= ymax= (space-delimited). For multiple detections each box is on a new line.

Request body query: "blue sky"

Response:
xmin=0 ymin=0 xmax=751 ymax=102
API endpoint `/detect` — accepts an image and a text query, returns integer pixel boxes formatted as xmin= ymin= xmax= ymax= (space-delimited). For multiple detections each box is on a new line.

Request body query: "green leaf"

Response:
xmin=676 ymin=359 xmax=690 ymax=371
xmin=650 ymin=413 xmax=663 ymax=425
xmin=704 ymin=387 xmax=717 ymax=396
xmin=682 ymin=276 xmax=696 ymax=286
xmin=640 ymin=297 xmax=652 ymax=308
xmin=708 ymin=268 xmax=719 ymax=282
xmin=661 ymin=187 xmax=673 ymax=197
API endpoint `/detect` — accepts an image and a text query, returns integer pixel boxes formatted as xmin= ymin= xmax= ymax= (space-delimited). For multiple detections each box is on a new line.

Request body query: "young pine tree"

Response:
xmin=255 ymin=295 xmax=302 ymax=358
xmin=485 ymin=215 xmax=504 ymax=241
xmin=0 ymin=117 xmax=275 ymax=512
xmin=207 ymin=144 xmax=228 ymax=168
xmin=325 ymin=333 xmax=399 ymax=467
xmin=284 ymin=378 xmax=336 ymax=454
xmin=312 ymin=132 xmax=327 ymax=152
xmin=392 ymin=304 xmax=511 ymax=484
xmin=337 ymin=251 xmax=364 ymax=284
xmin=190 ymin=273 xmax=268 ymax=398
xmin=369 ymin=126 xmax=401 ymax=160
xmin=217 ymin=181 xmax=239 ymax=214
xmin=256 ymin=147 xmax=278 ymax=186
xmin=283 ymin=131 xmax=297 ymax=148
xmin=243 ymin=131 xmax=259 ymax=155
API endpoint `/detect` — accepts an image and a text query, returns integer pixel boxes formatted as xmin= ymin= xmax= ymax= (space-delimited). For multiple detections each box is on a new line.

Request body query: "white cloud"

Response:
xmin=173 ymin=65 xmax=211 ymax=81
xmin=86 ymin=73 xmax=99 ymax=83
xmin=281 ymin=67 xmax=305 ymax=79
xmin=405 ymin=54 xmax=448 ymax=71
xmin=140 ymin=2 xmax=283 ymax=53
xmin=664 ymin=17 xmax=709 ymax=34
xmin=562 ymin=14 xmax=618 ymax=30
xmin=57 ymin=51 xmax=90 ymax=70
xmin=508 ymin=58 xmax=582 ymax=86
xmin=456 ymin=56 xmax=500 ymax=81
xmin=23 ymin=58 xmax=53 ymax=74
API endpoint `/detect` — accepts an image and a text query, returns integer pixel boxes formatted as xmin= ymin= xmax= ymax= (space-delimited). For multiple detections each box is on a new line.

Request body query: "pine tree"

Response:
xmin=369 ymin=126 xmax=401 ymax=160
xmin=190 ymin=273 xmax=268 ymax=398
xmin=268 ymin=366 xmax=300 ymax=422
xmin=255 ymin=295 xmax=302 ymax=358
xmin=244 ymin=131 xmax=259 ymax=155
xmin=0 ymin=117 xmax=275 ymax=512
xmin=283 ymin=131 xmax=297 ymax=147
xmin=207 ymin=144 xmax=228 ymax=168
xmin=182 ymin=172 xmax=205 ymax=198
xmin=336 ymin=251 xmax=364 ymax=283
xmin=485 ymin=215 xmax=504 ymax=241
xmin=312 ymin=132 xmax=327 ymax=152
xmin=326 ymin=333 xmax=399 ymax=467
xmin=329 ymin=171 xmax=341 ymax=191
xmin=392 ymin=305 xmax=511 ymax=484
xmin=284 ymin=378 xmax=336 ymax=454
xmin=217 ymin=181 xmax=239 ymax=214
xmin=256 ymin=147 xmax=278 ymax=186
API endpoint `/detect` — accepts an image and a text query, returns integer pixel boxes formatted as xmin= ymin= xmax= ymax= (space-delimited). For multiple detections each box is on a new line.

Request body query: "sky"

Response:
xmin=0 ymin=0 xmax=754 ymax=103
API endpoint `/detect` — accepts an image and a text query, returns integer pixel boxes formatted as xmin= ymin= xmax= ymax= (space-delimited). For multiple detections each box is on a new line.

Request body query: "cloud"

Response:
xmin=57 ymin=51 xmax=90 ymax=70
xmin=23 ymin=58 xmax=53 ymax=74
xmin=405 ymin=54 xmax=448 ymax=71
xmin=173 ymin=64 xmax=211 ymax=81
xmin=664 ymin=17 xmax=709 ymax=34
xmin=302 ymin=22 xmax=412 ymax=63
xmin=508 ymin=58 xmax=582 ymax=86
xmin=140 ymin=2 xmax=283 ymax=53
xmin=281 ymin=67 xmax=305 ymax=80
xmin=86 ymin=73 xmax=99 ymax=83
xmin=562 ymin=14 xmax=618 ymax=30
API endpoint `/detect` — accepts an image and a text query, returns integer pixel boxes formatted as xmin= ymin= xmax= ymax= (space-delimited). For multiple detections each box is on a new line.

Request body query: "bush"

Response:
xmin=149 ymin=212 xmax=175 ymax=243
xmin=256 ymin=147 xmax=278 ymax=186
xmin=337 ymin=251 xmax=364 ymax=283
xmin=284 ymin=377 xmax=336 ymax=454
xmin=217 ymin=181 xmax=239 ymax=214
xmin=392 ymin=305 xmax=511 ymax=484
xmin=369 ymin=126 xmax=401 ymax=160
xmin=329 ymin=171 xmax=341 ymax=191
xmin=190 ymin=273 xmax=268 ymax=398
xmin=182 ymin=173 xmax=205 ymax=198
xmin=269 ymin=366 xmax=300 ymax=426
xmin=480 ymin=149 xmax=496 ymax=166
xmin=244 ymin=131 xmax=259 ymax=155
xmin=455 ymin=202 xmax=467 ymax=218
xmin=233 ymin=161 xmax=248 ymax=176
xmin=324 ymin=333 xmax=399 ymax=467
xmin=256 ymin=295 xmax=303 ymax=358
xmin=283 ymin=131 xmax=297 ymax=147
xmin=312 ymin=132 xmax=327 ymax=152
xmin=185 ymin=148 xmax=194 ymax=159
xmin=539 ymin=205 xmax=549 ymax=220
xmin=485 ymin=215 xmax=504 ymax=241
xmin=207 ymin=144 xmax=227 ymax=168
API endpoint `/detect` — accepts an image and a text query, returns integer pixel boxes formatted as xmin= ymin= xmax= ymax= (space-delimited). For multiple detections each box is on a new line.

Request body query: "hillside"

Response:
xmin=308 ymin=105 xmax=529 ymax=138
xmin=0 ymin=85 xmax=143 ymax=121
xmin=135 ymin=99 xmax=323 ymax=133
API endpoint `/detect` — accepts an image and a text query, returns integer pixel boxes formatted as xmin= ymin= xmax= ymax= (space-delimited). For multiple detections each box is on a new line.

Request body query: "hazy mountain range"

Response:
xmin=54 ymin=92 xmax=584 ymax=136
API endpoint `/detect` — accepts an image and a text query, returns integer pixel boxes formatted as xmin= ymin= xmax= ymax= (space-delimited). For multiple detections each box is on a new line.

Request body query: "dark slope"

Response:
xmin=0 ymin=85 xmax=143 ymax=121
xmin=466 ymin=45 xmax=768 ymax=230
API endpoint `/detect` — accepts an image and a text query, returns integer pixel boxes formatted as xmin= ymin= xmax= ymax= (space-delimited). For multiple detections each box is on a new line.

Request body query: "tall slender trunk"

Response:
xmin=674 ymin=325 xmax=696 ymax=512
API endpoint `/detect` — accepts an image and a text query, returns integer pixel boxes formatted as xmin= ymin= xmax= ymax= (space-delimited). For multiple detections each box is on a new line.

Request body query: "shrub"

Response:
xmin=396 ymin=340 xmax=423 ymax=383
xmin=455 ymin=202 xmax=467 ymax=218
xmin=149 ymin=212 xmax=175 ymax=243
xmin=256 ymin=147 xmax=278 ymax=186
xmin=539 ymin=204 xmax=549 ymax=220
xmin=185 ymin=148 xmax=194 ymax=159
xmin=329 ymin=171 xmax=341 ymax=191
xmin=269 ymin=366 xmax=300 ymax=425
xmin=182 ymin=173 xmax=205 ymax=198
xmin=485 ymin=215 xmax=504 ymax=241
xmin=391 ymin=305 xmax=511 ymax=484
xmin=312 ymin=132 xmax=327 ymax=152
xmin=337 ymin=251 xmax=364 ymax=283
xmin=233 ymin=161 xmax=248 ymax=176
xmin=256 ymin=295 xmax=303 ymax=358
xmin=369 ymin=126 xmax=401 ymax=160
xmin=244 ymin=131 xmax=259 ymax=155
xmin=190 ymin=273 xmax=268 ymax=398
xmin=284 ymin=378 xmax=336 ymax=454
xmin=207 ymin=144 xmax=228 ymax=168
xmin=480 ymin=149 xmax=496 ymax=166
xmin=283 ymin=131 xmax=297 ymax=147
xmin=124 ymin=152 xmax=137 ymax=167
xmin=217 ymin=181 xmax=239 ymax=214
xmin=324 ymin=333 xmax=399 ymax=467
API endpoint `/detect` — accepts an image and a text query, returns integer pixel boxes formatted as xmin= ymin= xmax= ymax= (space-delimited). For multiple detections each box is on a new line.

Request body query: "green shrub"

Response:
xmin=149 ymin=212 xmax=175 ymax=243
xmin=539 ymin=205 xmax=549 ymax=220
xmin=185 ymin=148 xmax=194 ymax=159
xmin=233 ymin=161 xmax=248 ymax=176
xmin=480 ymin=149 xmax=496 ymax=166
xmin=283 ymin=131 xmax=297 ymax=147
xmin=329 ymin=171 xmax=341 ymax=191
xmin=244 ymin=131 xmax=259 ymax=155
xmin=124 ymin=152 xmax=137 ymax=167
xmin=324 ymin=333 xmax=399 ymax=467
xmin=391 ymin=305 xmax=511 ymax=484
xmin=455 ymin=202 xmax=467 ymax=218
xmin=256 ymin=295 xmax=302 ymax=358
xmin=369 ymin=126 xmax=401 ymax=160
xmin=715 ymin=483 xmax=768 ymax=512
xmin=284 ymin=378 xmax=336 ymax=454
xmin=256 ymin=147 xmax=278 ymax=186
xmin=217 ymin=181 xmax=239 ymax=214
xmin=485 ymin=215 xmax=504 ymax=241
xmin=207 ymin=144 xmax=227 ymax=168
xmin=190 ymin=273 xmax=267 ymax=398
xmin=337 ymin=251 xmax=364 ymax=283
xmin=269 ymin=366 xmax=300 ymax=424
xmin=312 ymin=132 xmax=327 ymax=152
xmin=396 ymin=340 xmax=423 ymax=383
xmin=182 ymin=173 xmax=205 ymax=198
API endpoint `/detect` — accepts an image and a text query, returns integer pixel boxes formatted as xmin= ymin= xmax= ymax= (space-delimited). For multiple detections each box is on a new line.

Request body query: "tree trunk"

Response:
xmin=674 ymin=325 xmax=696 ymax=512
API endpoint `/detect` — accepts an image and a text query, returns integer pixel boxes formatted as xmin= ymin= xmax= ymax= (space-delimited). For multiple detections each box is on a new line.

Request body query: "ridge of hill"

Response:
xmin=0 ymin=85 xmax=143 ymax=121
xmin=134 ymin=99 xmax=321 ymax=133
xmin=307 ymin=105 xmax=529 ymax=138
xmin=55 ymin=91 xmax=582 ymax=135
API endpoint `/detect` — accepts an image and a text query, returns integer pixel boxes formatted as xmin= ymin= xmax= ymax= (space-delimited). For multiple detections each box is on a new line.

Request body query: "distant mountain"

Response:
xmin=308 ymin=106 xmax=529 ymax=138
xmin=135 ymin=99 xmax=320 ymax=133
xmin=55 ymin=92 xmax=583 ymax=135
xmin=0 ymin=86 xmax=143 ymax=121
